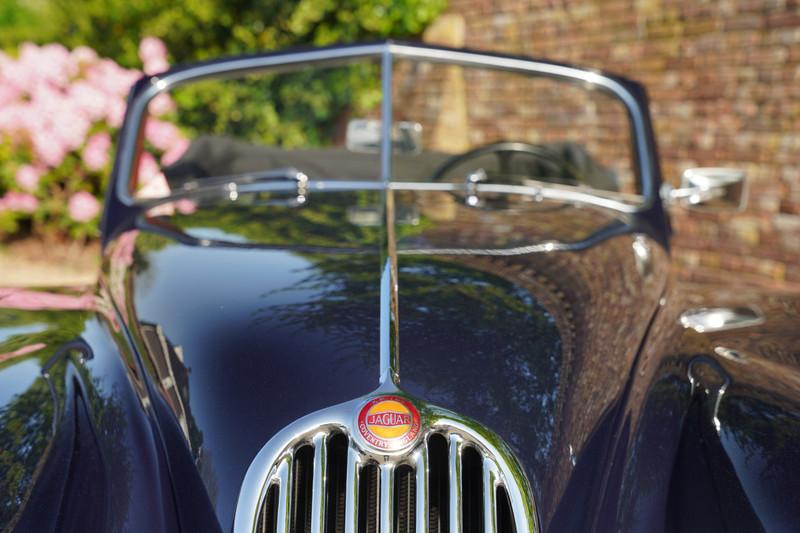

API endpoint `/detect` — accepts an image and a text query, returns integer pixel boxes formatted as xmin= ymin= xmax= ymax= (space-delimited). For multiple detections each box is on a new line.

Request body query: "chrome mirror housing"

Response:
xmin=662 ymin=167 xmax=747 ymax=211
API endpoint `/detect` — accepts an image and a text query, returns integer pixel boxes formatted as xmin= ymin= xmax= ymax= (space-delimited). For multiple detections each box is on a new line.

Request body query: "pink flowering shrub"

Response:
xmin=0 ymin=38 xmax=188 ymax=241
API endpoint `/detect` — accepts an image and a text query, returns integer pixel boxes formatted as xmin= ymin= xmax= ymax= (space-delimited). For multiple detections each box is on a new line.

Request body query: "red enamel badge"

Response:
xmin=357 ymin=395 xmax=421 ymax=452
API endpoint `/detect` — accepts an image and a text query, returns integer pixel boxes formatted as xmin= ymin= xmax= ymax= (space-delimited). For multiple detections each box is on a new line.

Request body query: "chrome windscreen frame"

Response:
xmin=111 ymin=40 xmax=661 ymax=215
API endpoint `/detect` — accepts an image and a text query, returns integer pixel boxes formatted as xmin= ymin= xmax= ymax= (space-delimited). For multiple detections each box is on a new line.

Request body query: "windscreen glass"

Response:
xmin=132 ymin=59 xmax=382 ymax=202
xmin=389 ymin=60 xmax=638 ymax=198
xmin=129 ymin=53 xmax=642 ymax=209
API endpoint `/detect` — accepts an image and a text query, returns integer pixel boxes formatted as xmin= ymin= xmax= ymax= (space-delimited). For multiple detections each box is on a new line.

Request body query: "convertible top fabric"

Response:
xmin=164 ymin=135 xmax=620 ymax=191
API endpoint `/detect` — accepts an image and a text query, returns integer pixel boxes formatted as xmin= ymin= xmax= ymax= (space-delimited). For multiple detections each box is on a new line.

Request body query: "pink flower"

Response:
xmin=139 ymin=37 xmax=167 ymax=63
xmin=145 ymin=119 xmax=182 ymax=151
xmin=86 ymin=60 xmax=141 ymax=98
xmin=137 ymin=152 xmax=161 ymax=187
xmin=0 ymin=84 xmax=21 ymax=107
xmin=161 ymin=137 xmax=190 ymax=166
xmin=51 ymin=107 xmax=91 ymax=152
xmin=0 ymin=103 xmax=28 ymax=135
xmin=31 ymin=131 xmax=69 ymax=168
xmin=143 ymin=57 xmax=169 ymax=76
xmin=0 ymin=191 xmax=38 ymax=213
xmin=105 ymin=97 xmax=126 ymax=128
xmin=69 ymin=80 xmax=108 ymax=121
xmin=19 ymin=42 xmax=72 ymax=88
xmin=139 ymin=37 xmax=170 ymax=75
xmin=82 ymin=132 xmax=112 ymax=171
xmin=15 ymin=164 xmax=43 ymax=191
xmin=148 ymin=93 xmax=175 ymax=116
xmin=68 ymin=191 xmax=101 ymax=222
xmin=71 ymin=46 xmax=98 ymax=65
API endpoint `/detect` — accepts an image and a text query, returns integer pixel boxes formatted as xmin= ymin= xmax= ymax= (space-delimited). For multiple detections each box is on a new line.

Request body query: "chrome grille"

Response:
xmin=235 ymin=396 xmax=537 ymax=533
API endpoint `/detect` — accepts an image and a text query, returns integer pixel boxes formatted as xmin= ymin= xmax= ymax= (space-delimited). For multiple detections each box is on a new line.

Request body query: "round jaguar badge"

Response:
xmin=357 ymin=395 xmax=421 ymax=452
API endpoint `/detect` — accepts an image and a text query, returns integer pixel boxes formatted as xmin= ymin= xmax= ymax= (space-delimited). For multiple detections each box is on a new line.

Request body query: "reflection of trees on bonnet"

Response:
xmin=259 ymin=251 xmax=563 ymax=490
xmin=0 ymin=310 xmax=131 ymax=529
xmin=0 ymin=370 xmax=56 ymax=526
xmin=720 ymin=391 xmax=800 ymax=485
xmin=253 ymin=253 xmax=382 ymax=359
xmin=397 ymin=258 xmax=562 ymax=492
xmin=0 ymin=308 xmax=84 ymax=526
xmin=140 ymin=191 xmax=432 ymax=253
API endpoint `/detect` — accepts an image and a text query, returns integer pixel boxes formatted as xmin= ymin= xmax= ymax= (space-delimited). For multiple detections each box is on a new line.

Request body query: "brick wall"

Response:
xmin=424 ymin=0 xmax=800 ymax=289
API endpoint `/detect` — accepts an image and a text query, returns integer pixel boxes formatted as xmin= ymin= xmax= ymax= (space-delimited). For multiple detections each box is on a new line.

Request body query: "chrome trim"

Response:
xmin=483 ymin=460 xmax=499 ymax=533
xmin=415 ymin=446 xmax=429 ymax=533
xmin=379 ymin=189 xmax=400 ymax=387
xmin=141 ymin=177 xmax=643 ymax=219
xmin=465 ymin=168 xmax=487 ymax=207
xmin=679 ymin=306 xmax=765 ymax=333
xmin=310 ymin=432 xmax=327 ymax=533
xmin=234 ymin=390 xmax=538 ymax=533
xmin=115 ymin=41 xmax=656 ymax=213
xmin=688 ymin=356 xmax=731 ymax=433
xmin=274 ymin=455 xmax=291 ymax=533
xmin=344 ymin=446 xmax=360 ymax=533
xmin=380 ymin=49 xmax=393 ymax=184
xmin=379 ymin=259 xmax=394 ymax=385
xmin=379 ymin=463 xmax=394 ymax=533
xmin=448 ymin=434 xmax=463 ymax=533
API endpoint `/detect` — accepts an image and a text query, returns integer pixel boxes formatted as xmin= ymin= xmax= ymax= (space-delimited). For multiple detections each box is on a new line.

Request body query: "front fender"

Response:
xmin=0 ymin=288 xmax=178 ymax=532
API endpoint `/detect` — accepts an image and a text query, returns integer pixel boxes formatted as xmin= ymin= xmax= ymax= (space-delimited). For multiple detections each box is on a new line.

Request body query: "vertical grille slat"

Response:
xmin=414 ymin=445 xmax=429 ymax=533
xmin=379 ymin=464 xmax=395 ymax=533
xmin=275 ymin=455 xmax=293 ymax=533
xmin=344 ymin=446 xmax=361 ymax=533
xmin=448 ymin=434 xmax=464 ymax=533
xmin=249 ymin=423 xmax=534 ymax=533
xmin=482 ymin=460 xmax=499 ymax=533
xmin=310 ymin=433 xmax=328 ymax=533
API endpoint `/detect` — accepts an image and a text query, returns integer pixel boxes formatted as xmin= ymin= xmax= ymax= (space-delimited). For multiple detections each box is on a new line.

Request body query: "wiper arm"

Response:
xmin=137 ymin=167 xmax=309 ymax=209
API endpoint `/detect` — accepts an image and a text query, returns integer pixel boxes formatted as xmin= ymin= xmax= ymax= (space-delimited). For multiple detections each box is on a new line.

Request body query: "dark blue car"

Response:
xmin=2 ymin=41 xmax=797 ymax=533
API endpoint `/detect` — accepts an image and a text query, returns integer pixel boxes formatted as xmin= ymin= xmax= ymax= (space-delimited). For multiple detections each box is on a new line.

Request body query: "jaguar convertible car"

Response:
xmin=2 ymin=41 xmax=799 ymax=532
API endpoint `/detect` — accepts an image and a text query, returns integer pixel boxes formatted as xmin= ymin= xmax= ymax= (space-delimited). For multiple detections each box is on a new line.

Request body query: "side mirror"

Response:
xmin=661 ymin=167 xmax=747 ymax=211
xmin=345 ymin=119 xmax=422 ymax=154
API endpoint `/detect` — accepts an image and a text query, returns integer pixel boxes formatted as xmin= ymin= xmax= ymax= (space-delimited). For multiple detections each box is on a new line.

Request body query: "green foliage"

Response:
xmin=0 ymin=1 xmax=47 ymax=51
xmin=171 ymin=63 xmax=382 ymax=149
xmin=38 ymin=0 xmax=446 ymax=67
xmin=6 ymin=0 xmax=447 ymax=150
xmin=0 ymin=0 xmax=446 ymax=242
